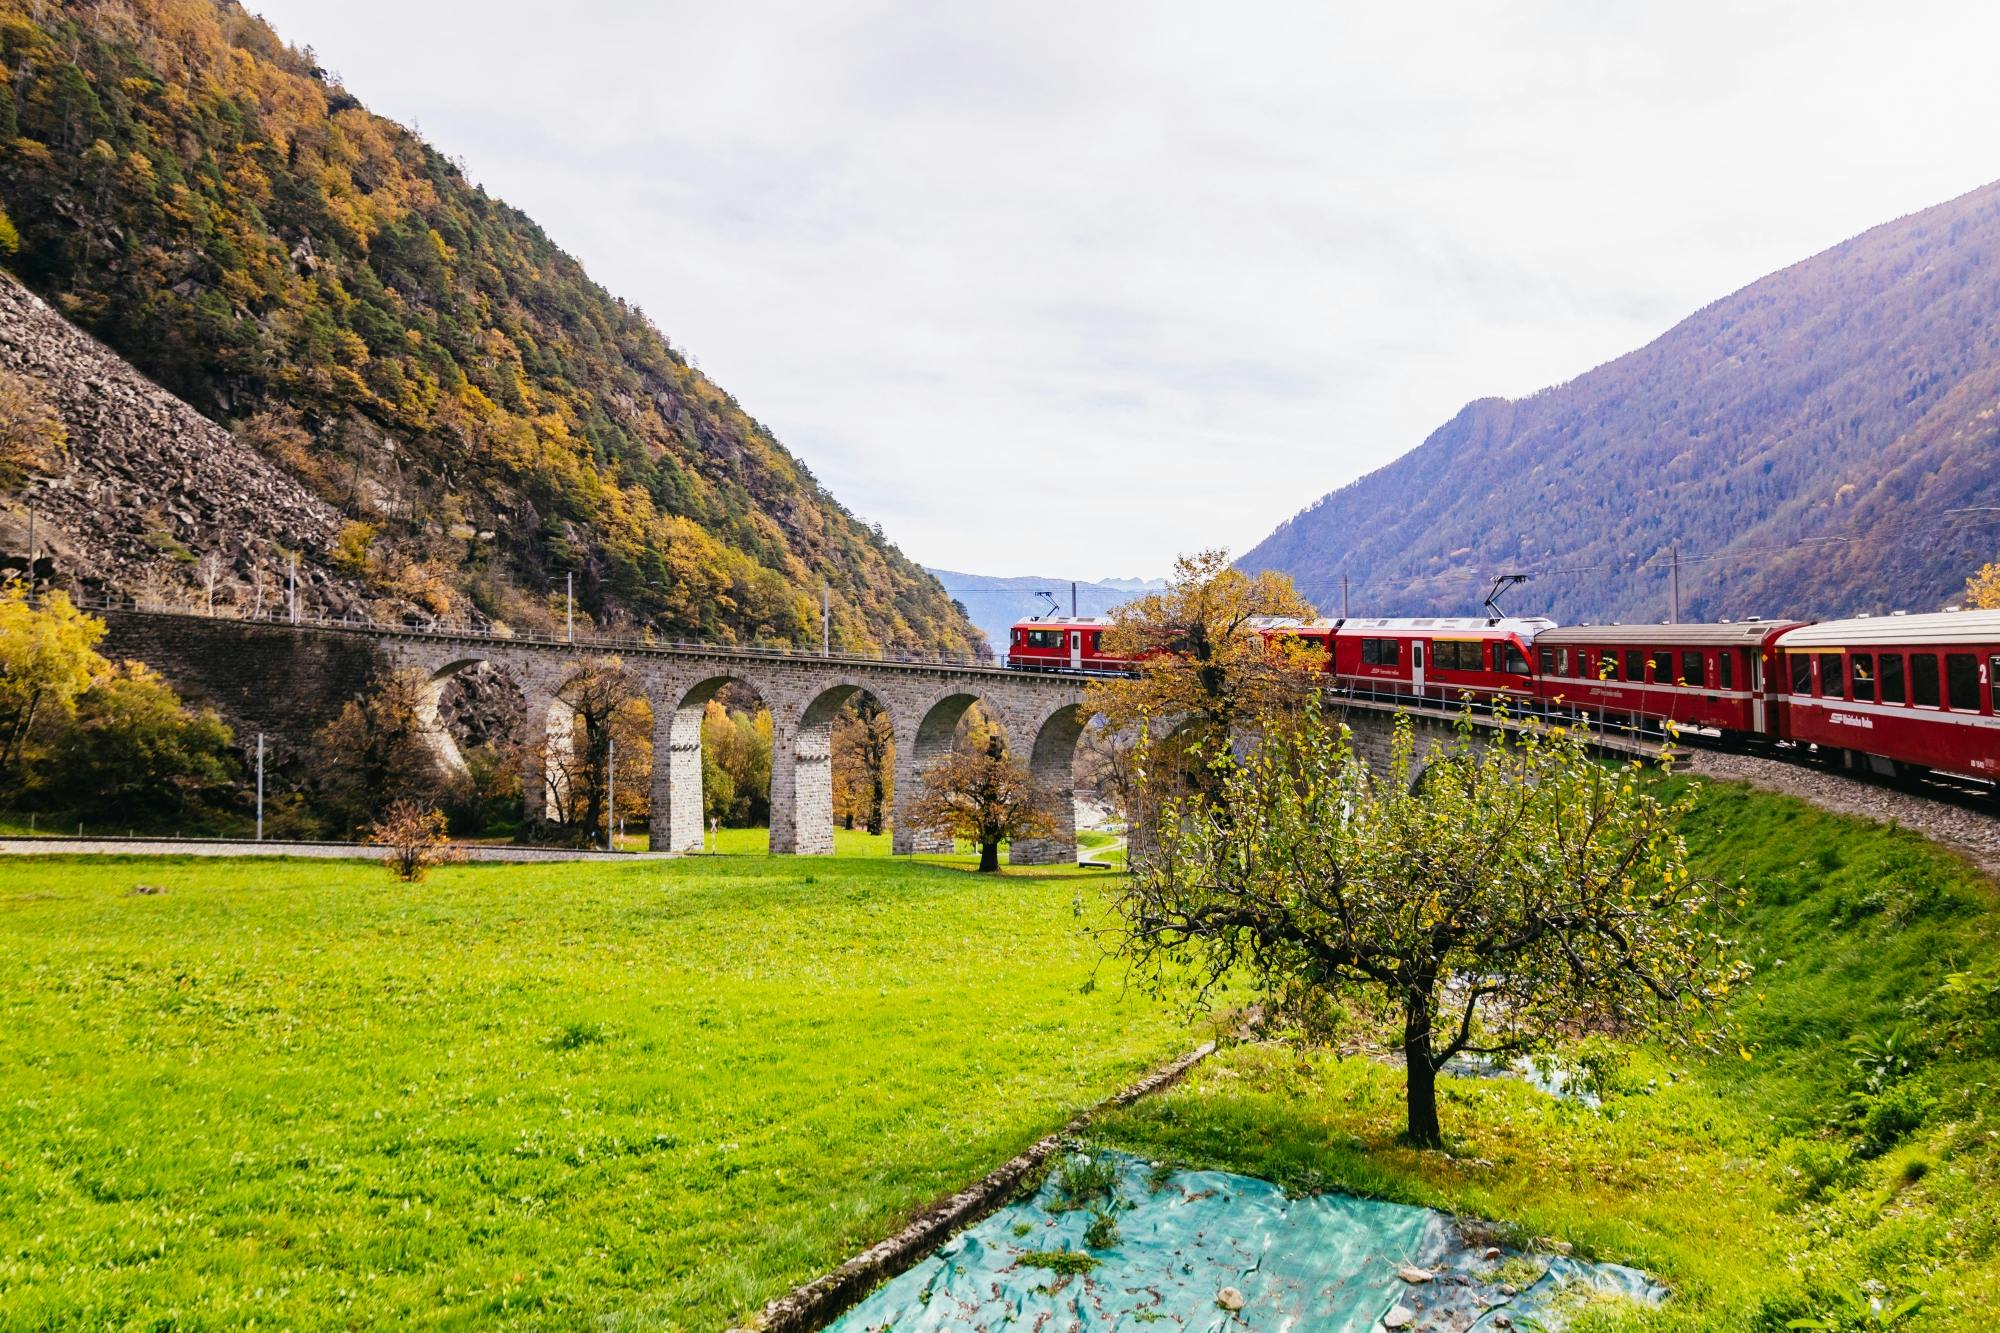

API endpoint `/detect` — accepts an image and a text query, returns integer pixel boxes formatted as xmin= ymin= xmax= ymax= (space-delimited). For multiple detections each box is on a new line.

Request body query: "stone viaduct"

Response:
xmin=95 ymin=607 xmax=1666 ymax=861
xmin=97 ymin=607 xmax=1092 ymax=862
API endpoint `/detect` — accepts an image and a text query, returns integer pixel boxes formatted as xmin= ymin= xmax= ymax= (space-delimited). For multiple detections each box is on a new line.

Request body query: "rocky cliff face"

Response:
xmin=0 ymin=269 xmax=360 ymax=615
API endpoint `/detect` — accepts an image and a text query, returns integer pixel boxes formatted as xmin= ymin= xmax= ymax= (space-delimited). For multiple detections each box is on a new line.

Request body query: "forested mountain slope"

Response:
xmin=1241 ymin=179 xmax=2000 ymax=623
xmin=0 ymin=0 xmax=981 ymax=655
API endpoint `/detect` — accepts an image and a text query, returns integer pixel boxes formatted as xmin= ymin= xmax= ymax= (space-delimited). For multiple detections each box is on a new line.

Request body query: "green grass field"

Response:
xmin=11 ymin=782 xmax=2000 ymax=1329
xmin=1096 ymin=779 xmax=2000 ymax=1329
xmin=0 ymin=846 xmax=1188 ymax=1330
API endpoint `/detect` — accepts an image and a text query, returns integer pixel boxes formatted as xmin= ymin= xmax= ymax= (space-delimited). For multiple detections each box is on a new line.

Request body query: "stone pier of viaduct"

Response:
xmin=99 ymin=609 xmax=1090 ymax=862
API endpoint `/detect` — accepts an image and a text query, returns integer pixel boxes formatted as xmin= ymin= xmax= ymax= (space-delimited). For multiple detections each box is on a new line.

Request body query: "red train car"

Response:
xmin=1329 ymin=617 xmax=1552 ymax=704
xmin=1532 ymin=621 xmax=1803 ymax=736
xmin=1773 ymin=611 xmax=2000 ymax=780
xmin=1252 ymin=616 xmax=1339 ymax=670
xmin=1004 ymin=615 xmax=1132 ymax=673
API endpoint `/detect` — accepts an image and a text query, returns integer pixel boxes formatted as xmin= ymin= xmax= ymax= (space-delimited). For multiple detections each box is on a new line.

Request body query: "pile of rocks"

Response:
xmin=0 ymin=270 xmax=353 ymax=610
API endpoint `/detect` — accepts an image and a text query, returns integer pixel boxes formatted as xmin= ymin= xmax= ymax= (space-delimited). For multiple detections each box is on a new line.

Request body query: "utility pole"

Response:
xmin=1670 ymin=544 xmax=1681 ymax=625
xmin=287 ymin=554 xmax=298 ymax=625
xmin=1070 ymin=581 xmax=1078 ymax=617
xmin=822 ymin=586 xmax=831 ymax=656
xmin=255 ymin=734 xmax=265 ymax=841
xmin=1341 ymin=573 xmax=1350 ymax=620
xmin=566 ymin=572 xmax=575 ymax=643
xmin=23 ymin=505 xmax=33 ymax=583
xmin=605 ymin=737 xmax=615 ymax=852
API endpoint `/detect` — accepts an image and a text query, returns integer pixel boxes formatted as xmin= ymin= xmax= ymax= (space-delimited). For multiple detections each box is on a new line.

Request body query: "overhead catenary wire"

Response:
xmin=1324 ymin=506 xmax=2000 ymax=608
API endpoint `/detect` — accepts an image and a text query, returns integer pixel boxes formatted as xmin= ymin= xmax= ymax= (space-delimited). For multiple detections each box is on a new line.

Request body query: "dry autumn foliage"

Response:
xmin=904 ymin=734 xmax=1059 ymax=873
xmin=365 ymin=800 xmax=459 ymax=882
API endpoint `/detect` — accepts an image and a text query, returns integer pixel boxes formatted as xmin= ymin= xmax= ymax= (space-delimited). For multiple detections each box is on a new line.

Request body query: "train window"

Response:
xmin=1880 ymin=653 xmax=1906 ymax=704
xmin=1361 ymin=637 xmax=1401 ymax=667
xmin=1538 ymin=647 xmax=1556 ymax=675
xmin=1649 ymin=650 xmax=1674 ymax=681
xmin=1557 ymin=648 xmax=1573 ymax=676
xmin=1596 ymin=651 xmax=1619 ymax=681
xmin=1681 ymin=650 xmax=1707 ymax=688
xmin=1851 ymin=653 xmax=1874 ymax=701
xmin=1911 ymin=653 xmax=1941 ymax=708
xmin=1625 ymin=649 xmax=1646 ymax=681
xmin=1818 ymin=653 xmax=1844 ymax=699
xmin=1718 ymin=652 xmax=1735 ymax=690
xmin=1947 ymin=653 xmax=1980 ymax=711
xmin=1990 ymin=656 xmax=2000 ymax=709
xmin=1503 ymin=644 xmax=1531 ymax=675
xmin=1789 ymin=654 xmax=1812 ymax=695
xmin=1026 ymin=629 xmax=1063 ymax=649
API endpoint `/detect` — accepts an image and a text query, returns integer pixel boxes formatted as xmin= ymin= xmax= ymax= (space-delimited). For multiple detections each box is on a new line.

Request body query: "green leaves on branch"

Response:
xmin=1112 ymin=699 xmax=1749 ymax=1146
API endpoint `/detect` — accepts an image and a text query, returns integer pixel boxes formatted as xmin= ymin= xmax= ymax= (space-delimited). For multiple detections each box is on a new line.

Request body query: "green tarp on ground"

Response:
xmin=829 ymin=1150 xmax=1665 ymax=1332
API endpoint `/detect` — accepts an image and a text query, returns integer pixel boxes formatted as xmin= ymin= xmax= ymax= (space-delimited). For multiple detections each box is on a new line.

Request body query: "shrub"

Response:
xmin=1856 ymin=1082 xmax=1936 ymax=1158
xmin=365 ymin=801 xmax=456 ymax=881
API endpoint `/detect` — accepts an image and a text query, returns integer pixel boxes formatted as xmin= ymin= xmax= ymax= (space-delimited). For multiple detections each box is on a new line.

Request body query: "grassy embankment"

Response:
xmin=0 ymin=836 xmax=1189 ymax=1330
xmin=1096 ymin=778 xmax=2000 ymax=1329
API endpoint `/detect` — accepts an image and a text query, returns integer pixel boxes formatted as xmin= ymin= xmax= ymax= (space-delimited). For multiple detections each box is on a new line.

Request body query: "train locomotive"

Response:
xmin=1004 ymin=606 xmax=2000 ymax=786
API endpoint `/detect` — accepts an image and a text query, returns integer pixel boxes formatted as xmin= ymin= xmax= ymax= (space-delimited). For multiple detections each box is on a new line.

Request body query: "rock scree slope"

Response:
xmin=0 ymin=0 xmax=979 ymax=654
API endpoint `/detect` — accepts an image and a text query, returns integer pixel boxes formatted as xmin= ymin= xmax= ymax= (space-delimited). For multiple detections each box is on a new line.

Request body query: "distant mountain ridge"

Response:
xmin=0 ymin=0 xmax=980 ymax=655
xmin=1240 ymin=179 xmax=2000 ymax=624
xmin=926 ymin=570 xmax=1165 ymax=660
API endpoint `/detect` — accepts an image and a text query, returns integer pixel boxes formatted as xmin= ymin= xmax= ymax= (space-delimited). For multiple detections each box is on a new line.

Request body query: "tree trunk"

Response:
xmin=978 ymin=838 xmax=1000 ymax=873
xmin=1403 ymin=1018 xmax=1442 ymax=1148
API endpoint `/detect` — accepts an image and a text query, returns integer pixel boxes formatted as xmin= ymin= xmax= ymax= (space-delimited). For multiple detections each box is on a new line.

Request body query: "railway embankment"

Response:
xmin=1680 ymin=749 xmax=2000 ymax=875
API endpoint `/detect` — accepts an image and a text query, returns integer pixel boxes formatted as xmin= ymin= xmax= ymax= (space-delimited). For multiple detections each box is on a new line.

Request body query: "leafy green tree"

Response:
xmin=0 ymin=586 xmax=106 ymax=789
xmin=43 ymin=662 xmax=239 ymax=821
xmin=1114 ymin=701 xmax=1747 ymax=1147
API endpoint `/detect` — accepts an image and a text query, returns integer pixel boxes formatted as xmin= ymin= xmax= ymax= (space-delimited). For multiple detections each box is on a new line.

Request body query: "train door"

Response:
xmin=1411 ymin=640 xmax=1426 ymax=697
xmin=1750 ymin=649 xmax=1767 ymax=733
xmin=1070 ymin=630 xmax=1082 ymax=670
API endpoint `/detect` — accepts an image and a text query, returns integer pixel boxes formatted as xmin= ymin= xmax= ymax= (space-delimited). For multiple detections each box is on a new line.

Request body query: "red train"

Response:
xmin=1004 ymin=608 xmax=2000 ymax=785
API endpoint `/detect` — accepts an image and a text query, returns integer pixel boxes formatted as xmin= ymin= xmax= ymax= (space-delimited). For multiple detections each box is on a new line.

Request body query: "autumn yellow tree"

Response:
xmin=1965 ymin=562 xmax=2000 ymax=610
xmin=0 ymin=587 xmax=107 ymax=790
xmin=832 ymin=699 xmax=894 ymax=834
xmin=0 ymin=368 xmax=65 ymax=492
xmin=1086 ymin=550 xmax=1322 ymax=814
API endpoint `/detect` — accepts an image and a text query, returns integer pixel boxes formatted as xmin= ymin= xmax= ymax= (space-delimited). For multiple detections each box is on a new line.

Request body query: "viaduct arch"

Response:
xmin=95 ymin=608 xmax=1095 ymax=864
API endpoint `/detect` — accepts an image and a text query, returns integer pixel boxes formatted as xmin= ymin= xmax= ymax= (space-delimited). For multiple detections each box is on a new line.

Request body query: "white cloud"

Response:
xmin=253 ymin=0 xmax=2000 ymax=580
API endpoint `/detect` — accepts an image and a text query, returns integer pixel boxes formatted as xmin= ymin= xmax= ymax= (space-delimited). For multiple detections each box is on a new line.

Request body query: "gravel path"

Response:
xmin=0 ymin=837 xmax=672 ymax=862
xmin=1679 ymin=749 xmax=2000 ymax=877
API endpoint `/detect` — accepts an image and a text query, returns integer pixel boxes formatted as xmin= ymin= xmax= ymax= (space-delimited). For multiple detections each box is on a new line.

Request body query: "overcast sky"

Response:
xmin=251 ymin=1 xmax=2000 ymax=581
